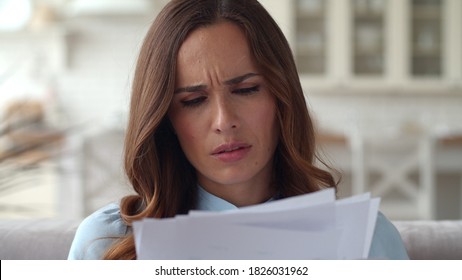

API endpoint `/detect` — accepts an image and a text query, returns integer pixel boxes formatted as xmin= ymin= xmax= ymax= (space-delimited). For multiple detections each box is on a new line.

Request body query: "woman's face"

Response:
xmin=168 ymin=21 xmax=279 ymax=205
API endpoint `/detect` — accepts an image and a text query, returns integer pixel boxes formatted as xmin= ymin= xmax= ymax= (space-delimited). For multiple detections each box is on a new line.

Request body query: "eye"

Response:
xmin=181 ymin=96 xmax=207 ymax=108
xmin=232 ymin=85 xmax=260 ymax=95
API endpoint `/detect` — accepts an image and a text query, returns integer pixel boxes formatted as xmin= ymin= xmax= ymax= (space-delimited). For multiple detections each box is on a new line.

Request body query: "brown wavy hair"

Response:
xmin=104 ymin=0 xmax=337 ymax=259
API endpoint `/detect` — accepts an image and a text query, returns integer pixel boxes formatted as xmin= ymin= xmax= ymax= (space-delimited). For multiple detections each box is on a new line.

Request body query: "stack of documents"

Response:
xmin=133 ymin=189 xmax=380 ymax=259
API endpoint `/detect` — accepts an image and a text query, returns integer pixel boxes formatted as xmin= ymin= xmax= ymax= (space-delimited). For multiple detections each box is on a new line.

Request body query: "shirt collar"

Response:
xmin=195 ymin=185 xmax=276 ymax=212
xmin=196 ymin=185 xmax=238 ymax=211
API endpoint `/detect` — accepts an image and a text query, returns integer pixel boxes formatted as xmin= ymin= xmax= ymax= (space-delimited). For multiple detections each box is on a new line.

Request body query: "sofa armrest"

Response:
xmin=393 ymin=220 xmax=462 ymax=260
xmin=0 ymin=219 xmax=79 ymax=260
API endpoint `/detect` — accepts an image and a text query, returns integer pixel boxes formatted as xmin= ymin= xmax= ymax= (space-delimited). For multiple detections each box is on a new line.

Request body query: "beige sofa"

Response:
xmin=393 ymin=220 xmax=462 ymax=259
xmin=0 ymin=219 xmax=461 ymax=260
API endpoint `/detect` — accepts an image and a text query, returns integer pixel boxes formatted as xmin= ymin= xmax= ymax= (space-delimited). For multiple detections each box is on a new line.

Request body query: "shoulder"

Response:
xmin=368 ymin=212 xmax=409 ymax=259
xmin=68 ymin=203 xmax=129 ymax=260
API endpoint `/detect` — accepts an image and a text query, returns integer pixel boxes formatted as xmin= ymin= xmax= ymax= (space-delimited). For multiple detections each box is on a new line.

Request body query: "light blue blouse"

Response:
xmin=68 ymin=187 xmax=409 ymax=259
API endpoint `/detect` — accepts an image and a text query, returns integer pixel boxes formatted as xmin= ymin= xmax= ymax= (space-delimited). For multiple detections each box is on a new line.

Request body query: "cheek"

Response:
xmin=169 ymin=113 xmax=200 ymax=151
xmin=260 ymin=102 xmax=278 ymax=135
xmin=248 ymin=101 xmax=279 ymax=146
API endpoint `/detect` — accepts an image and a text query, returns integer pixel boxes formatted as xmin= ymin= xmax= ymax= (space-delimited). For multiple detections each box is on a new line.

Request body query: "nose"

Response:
xmin=212 ymin=96 xmax=239 ymax=133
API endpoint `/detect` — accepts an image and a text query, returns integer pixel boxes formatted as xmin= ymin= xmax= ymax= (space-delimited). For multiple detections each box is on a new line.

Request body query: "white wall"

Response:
xmin=56 ymin=17 xmax=151 ymax=132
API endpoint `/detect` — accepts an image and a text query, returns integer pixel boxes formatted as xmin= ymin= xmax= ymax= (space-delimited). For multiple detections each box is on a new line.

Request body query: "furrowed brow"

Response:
xmin=224 ymin=73 xmax=259 ymax=85
xmin=174 ymin=73 xmax=259 ymax=93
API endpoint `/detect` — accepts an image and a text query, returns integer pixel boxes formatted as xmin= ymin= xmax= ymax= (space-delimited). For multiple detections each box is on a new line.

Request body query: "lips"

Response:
xmin=212 ymin=142 xmax=252 ymax=162
xmin=212 ymin=142 xmax=251 ymax=154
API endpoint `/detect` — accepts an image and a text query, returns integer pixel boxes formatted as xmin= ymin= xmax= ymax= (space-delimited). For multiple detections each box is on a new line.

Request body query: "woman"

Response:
xmin=68 ymin=0 xmax=408 ymax=260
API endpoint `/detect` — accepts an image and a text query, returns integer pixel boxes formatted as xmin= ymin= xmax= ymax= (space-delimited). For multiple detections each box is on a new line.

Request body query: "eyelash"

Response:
xmin=181 ymin=96 xmax=206 ymax=108
xmin=232 ymin=85 xmax=260 ymax=95
xmin=180 ymin=85 xmax=260 ymax=108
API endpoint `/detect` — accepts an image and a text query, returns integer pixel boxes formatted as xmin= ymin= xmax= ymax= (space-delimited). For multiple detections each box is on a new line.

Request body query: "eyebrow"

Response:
xmin=174 ymin=84 xmax=206 ymax=94
xmin=174 ymin=72 xmax=259 ymax=94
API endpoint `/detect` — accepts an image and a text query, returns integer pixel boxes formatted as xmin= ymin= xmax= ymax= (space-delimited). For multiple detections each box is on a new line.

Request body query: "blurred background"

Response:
xmin=0 ymin=0 xmax=461 ymax=221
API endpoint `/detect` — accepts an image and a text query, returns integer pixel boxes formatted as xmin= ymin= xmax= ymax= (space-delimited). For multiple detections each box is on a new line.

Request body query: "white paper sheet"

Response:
xmin=133 ymin=190 xmax=379 ymax=260
xmin=136 ymin=220 xmax=340 ymax=259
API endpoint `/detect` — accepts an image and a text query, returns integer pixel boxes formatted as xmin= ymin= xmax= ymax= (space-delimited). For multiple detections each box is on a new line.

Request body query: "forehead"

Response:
xmin=176 ymin=21 xmax=257 ymax=81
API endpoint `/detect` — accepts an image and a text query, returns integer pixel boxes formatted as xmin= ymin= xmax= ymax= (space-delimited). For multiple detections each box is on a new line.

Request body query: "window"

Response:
xmin=295 ymin=0 xmax=327 ymax=74
xmin=411 ymin=0 xmax=443 ymax=76
xmin=352 ymin=0 xmax=386 ymax=75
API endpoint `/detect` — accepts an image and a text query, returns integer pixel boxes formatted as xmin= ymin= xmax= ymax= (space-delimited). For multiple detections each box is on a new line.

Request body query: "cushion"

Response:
xmin=393 ymin=220 xmax=462 ymax=260
xmin=0 ymin=219 xmax=79 ymax=260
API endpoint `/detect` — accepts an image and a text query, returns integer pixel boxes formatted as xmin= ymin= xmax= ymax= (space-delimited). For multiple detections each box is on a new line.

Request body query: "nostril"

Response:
xmin=212 ymin=100 xmax=239 ymax=133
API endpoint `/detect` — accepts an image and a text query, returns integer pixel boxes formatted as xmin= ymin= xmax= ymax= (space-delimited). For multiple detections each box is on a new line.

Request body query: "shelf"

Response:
xmin=296 ymin=18 xmax=324 ymax=28
xmin=354 ymin=12 xmax=384 ymax=19
xmin=354 ymin=53 xmax=383 ymax=58
xmin=292 ymin=0 xmax=458 ymax=86
xmin=353 ymin=0 xmax=386 ymax=15
xmin=296 ymin=0 xmax=325 ymax=17
xmin=411 ymin=49 xmax=441 ymax=57
xmin=412 ymin=7 xmax=442 ymax=19
xmin=296 ymin=12 xmax=325 ymax=19
xmin=297 ymin=43 xmax=325 ymax=53
xmin=296 ymin=5 xmax=326 ymax=65
xmin=356 ymin=42 xmax=384 ymax=54
xmin=296 ymin=55 xmax=325 ymax=74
